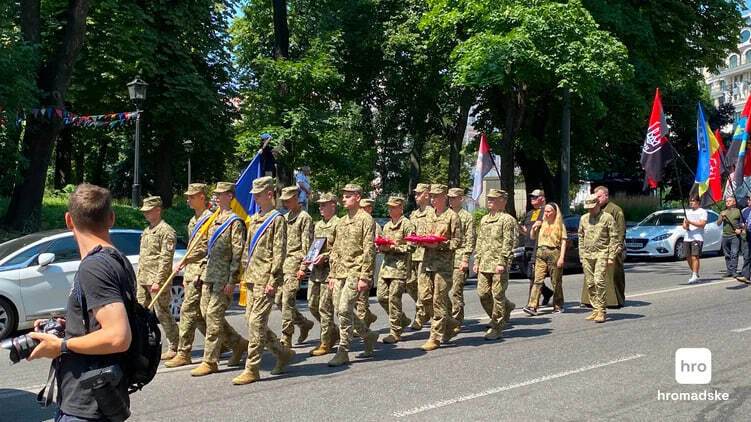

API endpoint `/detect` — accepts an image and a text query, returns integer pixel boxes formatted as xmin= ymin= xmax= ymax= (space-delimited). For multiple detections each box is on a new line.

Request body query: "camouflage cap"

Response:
xmin=413 ymin=183 xmax=431 ymax=193
xmin=341 ymin=183 xmax=363 ymax=194
xmin=316 ymin=192 xmax=338 ymax=204
xmin=584 ymin=193 xmax=599 ymax=209
xmin=430 ymin=184 xmax=448 ymax=195
xmin=184 ymin=183 xmax=207 ymax=196
xmin=387 ymin=195 xmax=405 ymax=207
xmin=447 ymin=188 xmax=465 ymax=198
xmin=250 ymin=176 xmax=275 ymax=194
xmin=139 ymin=196 xmax=162 ymax=212
xmin=486 ymin=189 xmax=508 ymax=199
xmin=359 ymin=198 xmax=374 ymax=207
xmin=280 ymin=186 xmax=299 ymax=201
xmin=214 ymin=182 xmax=235 ymax=194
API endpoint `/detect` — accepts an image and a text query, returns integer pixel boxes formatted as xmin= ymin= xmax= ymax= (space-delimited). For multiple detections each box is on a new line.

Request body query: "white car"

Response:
xmin=0 ymin=229 xmax=187 ymax=339
xmin=625 ymin=209 xmax=722 ymax=259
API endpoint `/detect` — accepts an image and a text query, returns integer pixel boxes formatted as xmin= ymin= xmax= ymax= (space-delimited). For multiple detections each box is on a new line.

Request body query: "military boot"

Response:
xmin=232 ymin=367 xmax=260 ymax=385
xmin=400 ymin=315 xmax=411 ymax=331
xmin=504 ymin=301 xmax=516 ymax=324
xmin=366 ymin=311 xmax=378 ymax=327
xmin=310 ymin=343 xmax=332 ymax=357
xmin=382 ymin=333 xmax=400 ymax=344
xmin=585 ymin=311 xmax=598 ymax=321
xmin=164 ymin=352 xmax=192 ymax=368
xmin=271 ymin=347 xmax=295 ymax=375
xmin=297 ymin=320 xmax=315 ymax=345
xmin=190 ymin=361 xmax=219 ymax=377
xmin=594 ymin=311 xmax=607 ymax=323
xmin=227 ymin=338 xmax=249 ymax=366
xmin=357 ymin=331 xmax=378 ymax=358
xmin=420 ymin=339 xmax=440 ymax=351
xmin=444 ymin=318 xmax=461 ymax=343
xmin=160 ymin=349 xmax=177 ymax=361
xmin=410 ymin=319 xmax=423 ymax=331
xmin=484 ymin=327 xmax=502 ymax=341
xmin=327 ymin=348 xmax=350 ymax=367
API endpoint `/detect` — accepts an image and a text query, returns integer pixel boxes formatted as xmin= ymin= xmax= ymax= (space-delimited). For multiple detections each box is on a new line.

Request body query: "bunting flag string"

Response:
xmin=16 ymin=107 xmax=139 ymax=129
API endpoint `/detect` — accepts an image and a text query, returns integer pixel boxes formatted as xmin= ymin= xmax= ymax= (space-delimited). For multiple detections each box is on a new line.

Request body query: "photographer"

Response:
xmin=28 ymin=183 xmax=132 ymax=421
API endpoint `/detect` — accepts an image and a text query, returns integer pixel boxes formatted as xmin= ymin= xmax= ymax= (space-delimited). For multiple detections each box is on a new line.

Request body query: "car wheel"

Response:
xmin=0 ymin=297 xmax=18 ymax=340
xmin=170 ymin=280 xmax=185 ymax=321
xmin=674 ymin=239 xmax=686 ymax=261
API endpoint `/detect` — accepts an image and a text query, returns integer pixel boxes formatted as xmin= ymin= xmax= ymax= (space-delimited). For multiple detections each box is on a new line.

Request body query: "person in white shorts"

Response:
xmin=682 ymin=197 xmax=707 ymax=284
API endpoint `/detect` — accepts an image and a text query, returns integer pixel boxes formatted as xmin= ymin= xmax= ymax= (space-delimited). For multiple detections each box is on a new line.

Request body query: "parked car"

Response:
xmin=510 ymin=215 xmax=582 ymax=278
xmin=625 ymin=209 xmax=722 ymax=260
xmin=0 ymin=229 xmax=187 ymax=339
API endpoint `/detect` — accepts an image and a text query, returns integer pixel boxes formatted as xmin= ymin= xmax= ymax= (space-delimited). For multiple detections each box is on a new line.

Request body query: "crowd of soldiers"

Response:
xmin=134 ymin=178 xmax=626 ymax=385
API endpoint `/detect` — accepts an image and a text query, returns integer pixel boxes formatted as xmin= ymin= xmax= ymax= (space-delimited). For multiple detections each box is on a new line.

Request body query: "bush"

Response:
xmin=612 ymin=194 xmax=660 ymax=222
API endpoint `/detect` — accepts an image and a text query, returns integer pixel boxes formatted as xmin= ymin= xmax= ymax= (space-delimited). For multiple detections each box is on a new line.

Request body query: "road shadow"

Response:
xmin=726 ymin=283 xmax=749 ymax=290
xmin=604 ymin=312 xmax=644 ymax=322
xmin=623 ymin=300 xmax=650 ymax=307
xmin=0 ymin=389 xmax=56 ymax=422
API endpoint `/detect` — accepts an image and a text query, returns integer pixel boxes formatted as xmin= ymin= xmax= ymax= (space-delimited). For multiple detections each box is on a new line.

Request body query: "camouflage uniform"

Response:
xmin=409 ymin=189 xmax=434 ymax=326
xmin=309 ymin=210 xmax=340 ymax=350
xmin=355 ymin=198 xmax=378 ymax=337
xmin=578 ymin=202 xmax=617 ymax=318
xmin=581 ymin=200 xmax=626 ymax=307
xmin=136 ymin=211 xmax=179 ymax=352
xmin=450 ymin=194 xmax=476 ymax=325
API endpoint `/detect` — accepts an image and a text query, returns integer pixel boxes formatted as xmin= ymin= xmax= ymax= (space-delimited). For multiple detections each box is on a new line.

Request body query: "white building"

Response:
xmin=705 ymin=13 xmax=751 ymax=117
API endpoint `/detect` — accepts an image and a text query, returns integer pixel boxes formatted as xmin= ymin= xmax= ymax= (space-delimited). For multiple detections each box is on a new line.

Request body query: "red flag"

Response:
xmin=715 ymin=129 xmax=725 ymax=153
xmin=640 ymin=88 xmax=673 ymax=188
xmin=708 ymin=131 xmax=723 ymax=203
xmin=471 ymin=133 xmax=495 ymax=200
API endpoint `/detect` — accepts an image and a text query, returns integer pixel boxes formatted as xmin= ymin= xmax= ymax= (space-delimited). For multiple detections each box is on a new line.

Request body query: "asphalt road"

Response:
xmin=1 ymin=255 xmax=750 ymax=422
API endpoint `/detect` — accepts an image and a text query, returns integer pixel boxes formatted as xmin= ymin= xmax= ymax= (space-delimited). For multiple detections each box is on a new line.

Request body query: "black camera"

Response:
xmin=0 ymin=318 xmax=65 ymax=364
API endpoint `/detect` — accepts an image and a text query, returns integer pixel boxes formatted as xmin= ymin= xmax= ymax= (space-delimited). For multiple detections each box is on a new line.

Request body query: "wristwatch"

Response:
xmin=60 ymin=339 xmax=70 ymax=355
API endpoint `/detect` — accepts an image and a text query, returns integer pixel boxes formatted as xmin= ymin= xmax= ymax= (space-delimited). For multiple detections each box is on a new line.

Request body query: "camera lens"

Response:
xmin=1 ymin=335 xmax=39 ymax=364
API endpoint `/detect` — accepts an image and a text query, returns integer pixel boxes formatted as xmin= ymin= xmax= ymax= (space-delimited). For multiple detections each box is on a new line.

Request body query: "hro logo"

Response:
xmin=675 ymin=348 xmax=712 ymax=385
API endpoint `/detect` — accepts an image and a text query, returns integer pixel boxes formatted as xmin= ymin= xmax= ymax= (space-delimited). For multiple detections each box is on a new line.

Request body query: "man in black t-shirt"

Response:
xmin=29 ymin=184 xmax=132 ymax=421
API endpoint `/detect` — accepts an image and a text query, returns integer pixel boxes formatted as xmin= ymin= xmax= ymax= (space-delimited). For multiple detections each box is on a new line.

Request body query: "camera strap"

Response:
xmin=36 ymin=359 xmax=58 ymax=407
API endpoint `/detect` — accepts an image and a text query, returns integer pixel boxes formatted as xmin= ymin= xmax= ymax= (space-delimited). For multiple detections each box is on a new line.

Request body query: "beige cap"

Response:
xmin=214 ymin=182 xmax=235 ymax=194
xmin=359 ymin=198 xmax=374 ymax=207
xmin=316 ymin=192 xmax=338 ymax=204
xmin=280 ymin=186 xmax=299 ymax=201
xmin=184 ymin=183 xmax=207 ymax=196
xmin=584 ymin=193 xmax=599 ymax=209
xmin=447 ymin=188 xmax=465 ymax=198
xmin=430 ymin=184 xmax=448 ymax=195
xmin=250 ymin=176 xmax=275 ymax=194
xmin=529 ymin=189 xmax=545 ymax=197
xmin=413 ymin=183 xmax=430 ymax=193
xmin=342 ymin=183 xmax=363 ymax=194
xmin=140 ymin=196 xmax=162 ymax=212
xmin=487 ymin=189 xmax=508 ymax=199
xmin=387 ymin=196 xmax=405 ymax=207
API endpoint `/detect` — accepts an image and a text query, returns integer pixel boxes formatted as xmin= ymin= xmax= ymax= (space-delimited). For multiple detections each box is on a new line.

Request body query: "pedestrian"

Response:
xmin=296 ymin=165 xmax=312 ymax=211
xmin=720 ymin=196 xmax=745 ymax=278
xmin=682 ymin=196 xmax=707 ymax=284
xmin=418 ymin=184 xmax=462 ymax=351
xmin=519 ymin=189 xmax=554 ymax=306
xmin=408 ymin=183 xmax=434 ymax=330
xmin=356 ymin=198 xmax=379 ymax=334
xmin=740 ymin=195 xmax=751 ymax=283
xmin=306 ymin=193 xmax=341 ymax=356
xmin=326 ymin=183 xmax=379 ymax=367
xmin=578 ymin=194 xmax=616 ymax=323
xmin=165 ymin=184 xmax=245 ymax=368
xmin=136 ymin=195 xmax=180 ymax=360
xmin=279 ymin=186 xmax=315 ymax=347
xmin=376 ymin=195 xmax=415 ymax=344
xmin=233 ymin=177 xmax=295 ymax=385
xmin=523 ymin=202 xmax=567 ymax=316
xmin=447 ymin=188 xmax=476 ymax=328
xmin=473 ymin=189 xmax=516 ymax=340
xmin=191 ymin=182 xmax=248 ymax=377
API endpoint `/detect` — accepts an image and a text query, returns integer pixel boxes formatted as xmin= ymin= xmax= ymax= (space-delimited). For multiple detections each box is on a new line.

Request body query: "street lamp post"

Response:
xmin=183 ymin=139 xmax=193 ymax=186
xmin=127 ymin=77 xmax=148 ymax=208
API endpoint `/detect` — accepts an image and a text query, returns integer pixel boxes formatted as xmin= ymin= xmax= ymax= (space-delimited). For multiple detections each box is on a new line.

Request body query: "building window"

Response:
xmin=730 ymin=55 xmax=739 ymax=68
xmin=745 ymin=50 xmax=751 ymax=65
xmin=742 ymin=29 xmax=751 ymax=44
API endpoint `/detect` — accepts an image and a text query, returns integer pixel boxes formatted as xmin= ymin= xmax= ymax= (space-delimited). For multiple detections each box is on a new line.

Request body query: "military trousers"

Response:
xmin=331 ymin=277 xmax=370 ymax=352
xmin=376 ymin=277 xmax=407 ymax=337
xmin=137 ymin=284 xmax=179 ymax=350
xmin=528 ymin=247 xmax=564 ymax=308
xmin=582 ymin=257 xmax=607 ymax=312
xmin=418 ymin=269 xmax=457 ymax=342
xmin=281 ymin=275 xmax=311 ymax=345
xmin=244 ymin=283 xmax=286 ymax=371
xmin=199 ymin=283 xmax=243 ymax=364
xmin=477 ymin=271 xmax=509 ymax=330
xmin=308 ymin=280 xmax=337 ymax=347
xmin=408 ymin=262 xmax=426 ymax=324
xmin=178 ymin=279 xmax=234 ymax=354
xmin=450 ymin=268 xmax=468 ymax=324
xmin=354 ymin=287 xmax=376 ymax=338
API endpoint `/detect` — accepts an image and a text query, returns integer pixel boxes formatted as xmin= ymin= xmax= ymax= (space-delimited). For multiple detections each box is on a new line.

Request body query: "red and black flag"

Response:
xmin=640 ymin=88 xmax=673 ymax=189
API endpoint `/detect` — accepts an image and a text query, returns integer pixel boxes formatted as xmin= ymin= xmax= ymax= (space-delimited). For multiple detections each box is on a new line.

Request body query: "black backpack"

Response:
xmin=84 ymin=248 xmax=162 ymax=394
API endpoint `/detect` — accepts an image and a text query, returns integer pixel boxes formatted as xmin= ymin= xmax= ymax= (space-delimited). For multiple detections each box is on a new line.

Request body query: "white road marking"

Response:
xmin=392 ymin=354 xmax=645 ymax=418
xmin=731 ymin=326 xmax=751 ymax=333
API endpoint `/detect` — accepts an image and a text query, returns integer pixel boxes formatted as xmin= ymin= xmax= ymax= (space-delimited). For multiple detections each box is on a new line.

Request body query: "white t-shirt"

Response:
xmin=684 ymin=208 xmax=708 ymax=242
xmin=295 ymin=171 xmax=310 ymax=203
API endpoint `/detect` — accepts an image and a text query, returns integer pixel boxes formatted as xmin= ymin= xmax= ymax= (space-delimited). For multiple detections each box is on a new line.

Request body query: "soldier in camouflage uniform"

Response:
xmin=233 ymin=177 xmax=295 ymax=385
xmin=473 ymin=189 xmax=516 ymax=341
xmin=418 ymin=184 xmax=462 ymax=351
xmin=326 ymin=184 xmax=379 ymax=367
xmin=307 ymin=193 xmax=340 ymax=356
xmin=447 ymin=188 xmax=476 ymax=328
xmin=279 ymin=186 xmax=315 ymax=347
xmin=408 ymin=183 xmax=434 ymax=330
xmin=355 ymin=198 xmax=378 ymax=335
xmin=191 ymin=182 xmax=248 ymax=377
xmin=136 ymin=196 xmax=180 ymax=360
xmin=165 ymin=184 xmax=244 ymax=368
xmin=376 ymin=196 xmax=415 ymax=344
xmin=578 ymin=194 xmax=617 ymax=323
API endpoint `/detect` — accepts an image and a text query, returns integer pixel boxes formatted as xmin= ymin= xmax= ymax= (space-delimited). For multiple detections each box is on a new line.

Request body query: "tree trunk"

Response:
xmin=447 ymin=90 xmax=473 ymax=188
xmin=494 ymin=85 xmax=527 ymax=218
xmin=54 ymin=126 xmax=73 ymax=189
xmin=4 ymin=0 xmax=91 ymax=231
xmin=518 ymin=152 xmax=556 ymax=206
xmin=560 ymin=88 xmax=571 ymax=212
xmin=90 ymin=136 xmax=109 ymax=187
xmin=408 ymin=139 xmax=424 ymax=210
xmin=155 ymin=138 xmax=174 ymax=208
xmin=272 ymin=0 xmax=289 ymax=60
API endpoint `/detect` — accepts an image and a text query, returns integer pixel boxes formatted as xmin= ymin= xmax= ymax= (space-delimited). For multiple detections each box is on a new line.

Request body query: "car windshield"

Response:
xmin=638 ymin=212 xmax=684 ymax=227
xmin=0 ymin=233 xmax=50 ymax=261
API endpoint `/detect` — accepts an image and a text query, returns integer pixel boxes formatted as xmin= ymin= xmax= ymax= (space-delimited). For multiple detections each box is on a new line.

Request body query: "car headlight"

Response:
xmin=651 ymin=233 xmax=672 ymax=241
